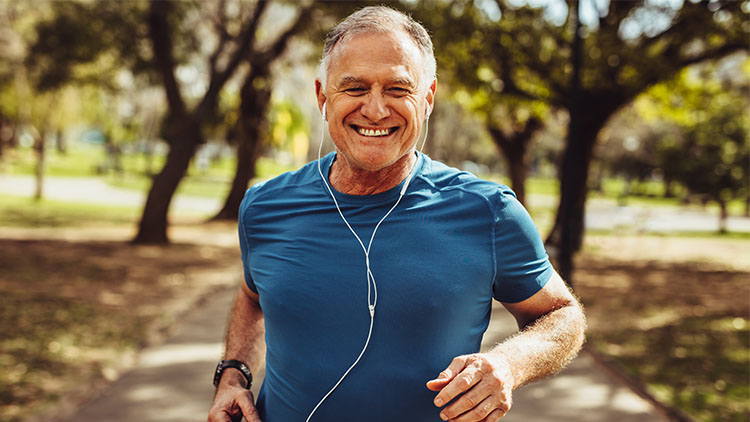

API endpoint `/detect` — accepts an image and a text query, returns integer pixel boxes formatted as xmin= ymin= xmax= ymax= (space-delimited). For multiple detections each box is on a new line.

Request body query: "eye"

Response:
xmin=387 ymin=87 xmax=410 ymax=97
xmin=344 ymin=87 xmax=367 ymax=96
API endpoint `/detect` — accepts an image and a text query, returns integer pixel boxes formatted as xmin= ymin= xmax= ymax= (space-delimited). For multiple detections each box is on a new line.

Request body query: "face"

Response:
xmin=316 ymin=31 xmax=436 ymax=173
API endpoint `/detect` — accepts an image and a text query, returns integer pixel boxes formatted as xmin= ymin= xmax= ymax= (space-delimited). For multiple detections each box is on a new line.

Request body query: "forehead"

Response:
xmin=326 ymin=31 xmax=425 ymax=87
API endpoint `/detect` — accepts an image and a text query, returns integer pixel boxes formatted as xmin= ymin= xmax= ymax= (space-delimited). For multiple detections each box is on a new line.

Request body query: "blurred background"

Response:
xmin=0 ymin=1 xmax=747 ymax=421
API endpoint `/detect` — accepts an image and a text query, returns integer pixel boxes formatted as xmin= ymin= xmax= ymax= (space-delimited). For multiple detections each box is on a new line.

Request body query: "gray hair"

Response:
xmin=318 ymin=6 xmax=437 ymax=91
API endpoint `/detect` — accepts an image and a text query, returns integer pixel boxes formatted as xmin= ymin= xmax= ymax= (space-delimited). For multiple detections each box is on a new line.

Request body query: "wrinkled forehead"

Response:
xmin=326 ymin=31 xmax=428 ymax=88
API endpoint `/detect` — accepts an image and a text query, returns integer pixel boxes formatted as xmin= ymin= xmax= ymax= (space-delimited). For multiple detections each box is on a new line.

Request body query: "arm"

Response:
xmin=426 ymin=271 xmax=586 ymax=421
xmin=208 ymin=284 xmax=266 ymax=422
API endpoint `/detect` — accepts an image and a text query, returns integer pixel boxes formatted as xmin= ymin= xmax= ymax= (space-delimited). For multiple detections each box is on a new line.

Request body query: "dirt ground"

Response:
xmin=0 ymin=222 xmax=243 ymax=422
xmin=578 ymin=234 xmax=749 ymax=332
xmin=576 ymin=234 xmax=750 ymax=422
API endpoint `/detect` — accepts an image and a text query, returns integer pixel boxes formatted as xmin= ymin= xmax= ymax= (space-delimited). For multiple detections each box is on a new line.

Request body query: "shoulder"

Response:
xmin=418 ymin=155 xmax=519 ymax=214
xmin=241 ymin=158 xmax=323 ymax=208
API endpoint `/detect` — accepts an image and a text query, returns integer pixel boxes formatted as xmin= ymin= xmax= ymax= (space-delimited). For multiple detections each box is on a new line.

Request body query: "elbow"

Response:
xmin=570 ymin=300 xmax=587 ymax=354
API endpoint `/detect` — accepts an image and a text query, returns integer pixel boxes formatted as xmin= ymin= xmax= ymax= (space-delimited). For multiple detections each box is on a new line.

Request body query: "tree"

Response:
xmin=414 ymin=2 xmax=551 ymax=206
xmin=211 ymin=4 xmax=313 ymax=221
xmin=546 ymin=0 xmax=747 ymax=253
xmin=1 ymin=1 xmax=83 ymax=199
xmin=26 ymin=0 xmax=314 ymax=242
xmin=637 ymin=60 xmax=750 ymax=232
xmin=133 ymin=0 xmax=276 ymax=242
xmin=419 ymin=0 xmax=748 ymax=273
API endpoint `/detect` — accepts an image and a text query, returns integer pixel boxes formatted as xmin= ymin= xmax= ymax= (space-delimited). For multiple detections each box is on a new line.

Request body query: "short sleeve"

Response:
xmin=238 ymin=189 xmax=258 ymax=293
xmin=492 ymin=189 xmax=552 ymax=303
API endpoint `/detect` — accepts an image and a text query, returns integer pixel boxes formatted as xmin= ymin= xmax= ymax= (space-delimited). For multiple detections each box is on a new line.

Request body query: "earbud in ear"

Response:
xmin=322 ymin=103 xmax=327 ymax=121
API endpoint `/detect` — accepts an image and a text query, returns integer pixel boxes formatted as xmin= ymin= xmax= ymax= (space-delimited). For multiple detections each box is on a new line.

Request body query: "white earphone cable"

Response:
xmin=307 ymin=105 xmax=429 ymax=422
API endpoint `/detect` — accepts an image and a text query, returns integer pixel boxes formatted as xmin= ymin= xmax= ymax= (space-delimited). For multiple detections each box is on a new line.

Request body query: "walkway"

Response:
xmin=50 ymin=286 xmax=670 ymax=422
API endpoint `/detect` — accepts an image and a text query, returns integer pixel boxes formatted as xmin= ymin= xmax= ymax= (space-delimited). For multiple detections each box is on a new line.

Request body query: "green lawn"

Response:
xmin=0 ymin=195 xmax=139 ymax=228
xmin=3 ymin=145 xmax=296 ymax=200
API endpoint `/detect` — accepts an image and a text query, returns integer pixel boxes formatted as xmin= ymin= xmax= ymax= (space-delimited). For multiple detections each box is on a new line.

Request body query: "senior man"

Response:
xmin=208 ymin=6 xmax=585 ymax=422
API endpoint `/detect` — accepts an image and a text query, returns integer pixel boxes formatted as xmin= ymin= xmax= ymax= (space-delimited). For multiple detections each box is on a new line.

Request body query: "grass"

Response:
xmin=0 ymin=195 xmax=139 ymax=228
xmin=4 ymin=144 xmax=298 ymax=203
xmin=2 ymin=144 xmax=164 ymax=178
xmin=106 ymin=174 xmax=232 ymax=199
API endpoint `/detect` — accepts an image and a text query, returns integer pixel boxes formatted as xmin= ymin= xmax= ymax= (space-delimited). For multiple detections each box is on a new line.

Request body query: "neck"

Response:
xmin=329 ymin=152 xmax=417 ymax=195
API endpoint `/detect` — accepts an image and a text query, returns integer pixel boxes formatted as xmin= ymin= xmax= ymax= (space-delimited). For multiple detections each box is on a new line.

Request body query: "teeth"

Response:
xmin=357 ymin=127 xmax=391 ymax=137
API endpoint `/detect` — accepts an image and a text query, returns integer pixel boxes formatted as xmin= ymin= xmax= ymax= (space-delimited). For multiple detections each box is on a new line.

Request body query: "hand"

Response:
xmin=207 ymin=380 xmax=261 ymax=422
xmin=426 ymin=353 xmax=514 ymax=422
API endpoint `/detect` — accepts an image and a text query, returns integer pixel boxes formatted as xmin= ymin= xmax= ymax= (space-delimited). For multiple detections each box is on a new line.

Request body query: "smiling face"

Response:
xmin=316 ymin=31 xmax=436 ymax=176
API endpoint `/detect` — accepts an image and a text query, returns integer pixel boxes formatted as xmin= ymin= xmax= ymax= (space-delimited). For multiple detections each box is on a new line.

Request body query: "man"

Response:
xmin=208 ymin=6 xmax=585 ymax=422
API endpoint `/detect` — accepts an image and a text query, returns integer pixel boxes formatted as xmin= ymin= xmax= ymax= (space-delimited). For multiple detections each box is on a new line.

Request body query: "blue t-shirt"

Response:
xmin=238 ymin=152 xmax=552 ymax=422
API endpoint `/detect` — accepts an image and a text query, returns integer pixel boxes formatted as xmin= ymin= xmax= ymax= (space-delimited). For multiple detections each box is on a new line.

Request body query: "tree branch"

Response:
xmin=208 ymin=0 xmax=231 ymax=80
xmin=255 ymin=4 xmax=313 ymax=67
xmin=147 ymin=0 xmax=186 ymax=118
xmin=196 ymin=0 xmax=270 ymax=120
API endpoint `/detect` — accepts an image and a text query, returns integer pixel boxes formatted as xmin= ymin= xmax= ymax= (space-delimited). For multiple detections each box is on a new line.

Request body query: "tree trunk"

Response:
xmin=212 ymin=132 xmax=261 ymax=221
xmin=552 ymin=0 xmax=583 ymax=284
xmin=546 ymin=99 xmax=619 ymax=257
xmin=487 ymin=118 xmax=540 ymax=207
xmin=492 ymin=138 xmax=528 ymax=206
xmin=508 ymin=158 xmax=528 ymax=207
xmin=55 ymin=129 xmax=66 ymax=154
xmin=0 ymin=112 xmax=5 ymax=159
xmin=211 ymin=72 xmax=272 ymax=221
xmin=33 ymin=130 xmax=46 ymax=200
xmin=133 ymin=121 xmax=202 ymax=243
xmin=663 ymin=176 xmax=675 ymax=198
xmin=718 ymin=199 xmax=728 ymax=234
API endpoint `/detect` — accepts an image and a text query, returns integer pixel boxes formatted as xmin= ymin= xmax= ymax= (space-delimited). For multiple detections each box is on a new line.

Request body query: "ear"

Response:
xmin=425 ymin=78 xmax=437 ymax=117
xmin=315 ymin=78 xmax=327 ymax=120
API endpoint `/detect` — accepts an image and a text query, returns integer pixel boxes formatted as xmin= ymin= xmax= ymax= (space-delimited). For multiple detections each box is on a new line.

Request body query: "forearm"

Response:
xmin=221 ymin=286 xmax=265 ymax=386
xmin=491 ymin=302 xmax=586 ymax=389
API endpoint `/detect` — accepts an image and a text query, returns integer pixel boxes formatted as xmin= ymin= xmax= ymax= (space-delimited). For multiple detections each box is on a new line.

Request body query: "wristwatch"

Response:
xmin=213 ymin=359 xmax=253 ymax=389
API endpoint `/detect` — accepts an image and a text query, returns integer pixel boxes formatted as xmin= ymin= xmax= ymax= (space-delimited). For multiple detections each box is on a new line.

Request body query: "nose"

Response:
xmin=360 ymin=93 xmax=391 ymax=122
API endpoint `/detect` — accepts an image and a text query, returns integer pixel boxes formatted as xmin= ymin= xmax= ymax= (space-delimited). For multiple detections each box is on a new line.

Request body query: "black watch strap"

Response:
xmin=213 ymin=359 xmax=253 ymax=389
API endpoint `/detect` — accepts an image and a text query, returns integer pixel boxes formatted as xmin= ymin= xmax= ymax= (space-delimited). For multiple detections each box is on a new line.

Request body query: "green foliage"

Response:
xmin=268 ymin=99 xmax=310 ymax=164
xmin=25 ymin=0 xmax=152 ymax=92
xmin=635 ymin=60 xmax=750 ymax=205
xmin=416 ymin=2 xmax=552 ymax=130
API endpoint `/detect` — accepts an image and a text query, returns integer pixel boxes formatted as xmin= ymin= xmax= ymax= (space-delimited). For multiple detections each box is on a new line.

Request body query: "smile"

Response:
xmin=352 ymin=125 xmax=398 ymax=137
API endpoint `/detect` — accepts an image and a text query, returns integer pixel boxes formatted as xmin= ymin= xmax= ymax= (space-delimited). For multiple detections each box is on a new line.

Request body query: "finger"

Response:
xmin=207 ymin=412 xmax=230 ymax=422
xmin=482 ymin=408 xmax=508 ymax=422
xmin=439 ymin=385 xmax=491 ymax=421
xmin=428 ymin=356 xmax=468 ymax=392
xmin=430 ymin=355 xmax=468 ymax=384
xmin=237 ymin=393 xmax=262 ymax=422
xmin=433 ymin=364 xmax=482 ymax=408
xmin=426 ymin=376 xmax=451 ymax=391
xmin=207 ymin=404 xmax=232 ymax=422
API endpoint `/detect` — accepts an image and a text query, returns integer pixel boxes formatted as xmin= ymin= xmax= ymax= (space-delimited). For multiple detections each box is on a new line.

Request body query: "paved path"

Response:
xmin=54 ymin=286 xmax=670 ymax=422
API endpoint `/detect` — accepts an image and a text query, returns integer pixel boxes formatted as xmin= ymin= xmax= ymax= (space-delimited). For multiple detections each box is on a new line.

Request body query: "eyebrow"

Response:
xmin=336 ymin=76 xmax=368 ymax=87
xmin=336 ymin=75 xmax=417 ymax=89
